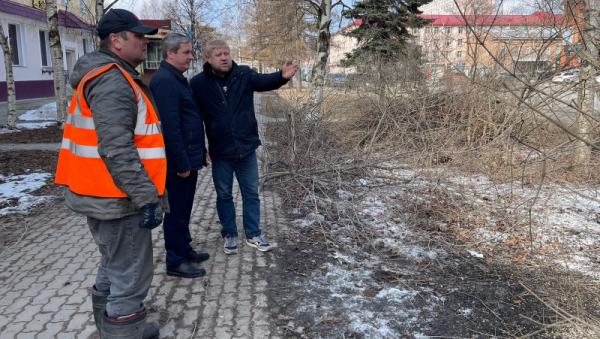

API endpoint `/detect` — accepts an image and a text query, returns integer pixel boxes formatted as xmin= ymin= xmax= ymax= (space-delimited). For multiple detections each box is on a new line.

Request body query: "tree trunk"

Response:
xmin=95 ymin=0 xmax=104 ymax=19
xmin=93 ymin=1 xmax=104 ymax=49
xmin=572 ymin=0 xmax=599 ymax=170
xmin=295 ymin=65 xmax=303 ymax=89
xmin=309 ymin=0 xmax=332 ymax=108
xmin=46 ymin=0 xmax=67 ymax=126
xmin=0 ymin=24 xmax=17 ymax=129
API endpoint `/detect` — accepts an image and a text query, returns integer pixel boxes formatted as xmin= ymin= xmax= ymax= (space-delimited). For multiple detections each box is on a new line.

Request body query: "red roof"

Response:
xmin=140 ymin=20 xmax=171 ymax=30
xmin=421 ymin=12 xmax=562 ymax=27
xmin=0 ymin=0 xmax=91 ymax=30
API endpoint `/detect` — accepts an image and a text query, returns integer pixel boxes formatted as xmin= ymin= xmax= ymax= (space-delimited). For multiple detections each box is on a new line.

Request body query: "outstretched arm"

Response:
xmin=250 ymin=61 xmax=298 ymax=92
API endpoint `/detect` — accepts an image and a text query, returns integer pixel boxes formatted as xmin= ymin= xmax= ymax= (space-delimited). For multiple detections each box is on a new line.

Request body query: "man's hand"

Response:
xmin=177 ymin=170 xmax=191 ymax=178
xmin=204 ymin=153 xmax=211 ymax=167
xmin=139 ymin=202 xmax=163 ymax=229
xmin=281 ymin=61 xmax=298 ymax=80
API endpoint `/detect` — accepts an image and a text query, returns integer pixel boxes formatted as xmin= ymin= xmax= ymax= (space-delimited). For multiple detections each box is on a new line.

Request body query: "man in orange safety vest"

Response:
xmin=55 ymin=9 xmax=165 ymax=338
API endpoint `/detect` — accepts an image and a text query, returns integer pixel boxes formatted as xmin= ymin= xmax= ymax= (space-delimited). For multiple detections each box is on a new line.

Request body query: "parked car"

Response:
xmin=552 ymin=69 xmax=579 ymax=83
xmin=326 ymin=73 xmax=348 ymax=87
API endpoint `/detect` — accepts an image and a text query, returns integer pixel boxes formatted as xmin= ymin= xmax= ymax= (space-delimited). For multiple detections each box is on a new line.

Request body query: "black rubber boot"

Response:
xmin=101 ymin=310 xmax=146 ymax=339
xmin=92 ymin=286 xmax=159 ymax=339
xmin=90 ymin=286 xmax=108 ymax=334
xmin=142 ymin=322 xmax=160 ymax=339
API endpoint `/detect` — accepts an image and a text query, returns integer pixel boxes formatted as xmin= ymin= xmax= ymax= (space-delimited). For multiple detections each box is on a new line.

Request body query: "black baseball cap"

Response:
xmin=97 ymin=9 xmax=158 ymax=39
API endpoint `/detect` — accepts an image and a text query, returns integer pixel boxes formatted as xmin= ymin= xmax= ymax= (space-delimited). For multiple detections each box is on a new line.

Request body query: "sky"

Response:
xmin=111 ymin=0 xmax=553 ymax=19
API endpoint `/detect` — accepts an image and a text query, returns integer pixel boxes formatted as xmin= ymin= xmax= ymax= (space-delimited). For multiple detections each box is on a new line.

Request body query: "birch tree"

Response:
xmin=96 ymin=0 xmax=104 ymax=20
xmin=307 ymin=0 xmax=333 ymax=105
xmin=46 ymin=0 xmax=67 ymax=125
xmin=0 ymin=24 xmax=17 ymax=129
xmin=162 ymin=0 xmax=209 ymax=74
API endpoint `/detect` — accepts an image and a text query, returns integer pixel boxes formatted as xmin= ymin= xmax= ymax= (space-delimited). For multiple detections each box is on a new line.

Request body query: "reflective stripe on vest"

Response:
xmin=55 ymin=63 xmax=166 ymax=198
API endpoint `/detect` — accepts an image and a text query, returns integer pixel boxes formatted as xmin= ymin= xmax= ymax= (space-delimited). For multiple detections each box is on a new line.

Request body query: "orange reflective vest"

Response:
xmin=55 ymin=63 xmax=166 ymax=198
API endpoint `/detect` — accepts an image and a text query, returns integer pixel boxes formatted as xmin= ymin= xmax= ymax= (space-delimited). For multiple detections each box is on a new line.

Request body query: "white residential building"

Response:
xmin=0 ymin=0 xmax=93 ymax=102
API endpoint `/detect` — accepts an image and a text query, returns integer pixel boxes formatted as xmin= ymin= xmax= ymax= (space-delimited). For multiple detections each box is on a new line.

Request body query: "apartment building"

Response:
xmin=328 ymin=20 xmax=361 ymax=74
xmin=421 ymin=0 xmax=496 ymax=15
xmin=561 ymin=0 xmax=583 ymax=67
xmin=415 ymin=11 xmax=563 ymax=78
xmin=0 ymin=0 xmax=94 ymax=101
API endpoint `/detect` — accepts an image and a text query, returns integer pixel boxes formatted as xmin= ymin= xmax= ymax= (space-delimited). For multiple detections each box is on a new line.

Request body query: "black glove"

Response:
xmin=139 ymin=202 xmax=163 ymax=229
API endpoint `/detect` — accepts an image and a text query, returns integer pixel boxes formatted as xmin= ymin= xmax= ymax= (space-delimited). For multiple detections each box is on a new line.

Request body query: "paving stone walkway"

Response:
xmin=0 ymin=168 xmax=286 ymax=339
xmin=0 ymin=95 xmax=289 ymax=338
xmin=0 ymin=143 xmax=60 ymax=152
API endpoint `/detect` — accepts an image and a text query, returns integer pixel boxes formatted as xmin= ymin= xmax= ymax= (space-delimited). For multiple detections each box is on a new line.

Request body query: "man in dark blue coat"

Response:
xmin=190 ymin=40 xmax=297 ymax=254
xmin=150 ymin=33 xmax=209 ymax=278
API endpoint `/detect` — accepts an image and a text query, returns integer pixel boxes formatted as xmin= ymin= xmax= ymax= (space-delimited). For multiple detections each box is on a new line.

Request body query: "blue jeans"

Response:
xmin=212 ymin=151 xmax=261 ymax=239
xmin=163 ymin=170 xmax=198 ymax=268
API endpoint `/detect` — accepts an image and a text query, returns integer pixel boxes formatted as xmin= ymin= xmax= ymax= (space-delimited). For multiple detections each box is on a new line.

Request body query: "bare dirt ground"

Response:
xmin=0 ymin=126 xmax=62 ymax=144
xmin=0 ymin=148 xmax=62 ymax=252
xmin=258 ymin=89 xmax=600 ymax=338
xmin=265 ymin=178 xmax=600 ymax=338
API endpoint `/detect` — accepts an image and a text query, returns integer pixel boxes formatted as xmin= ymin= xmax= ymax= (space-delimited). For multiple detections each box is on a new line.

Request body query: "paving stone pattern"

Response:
xmin=0 ymin=95 xmax=288 ymax=338
xmin=0 ymin=170 xmax=286 ymax=339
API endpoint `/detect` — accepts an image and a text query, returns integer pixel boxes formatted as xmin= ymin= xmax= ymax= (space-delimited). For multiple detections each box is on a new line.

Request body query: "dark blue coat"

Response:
xmin=150 ymin=61 xmax=206 ymax=173
xmin=190 ymin=61 xmax=288 ymax=160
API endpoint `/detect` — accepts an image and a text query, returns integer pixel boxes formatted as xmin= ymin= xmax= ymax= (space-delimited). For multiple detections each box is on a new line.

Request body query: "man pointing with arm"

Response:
xmin=190 ymin=40 xmax=297 ymax=255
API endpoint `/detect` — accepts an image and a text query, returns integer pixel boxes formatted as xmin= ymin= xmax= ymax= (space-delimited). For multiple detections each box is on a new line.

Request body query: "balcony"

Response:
xmin=144 ymin=60 xmax=161 ymax=70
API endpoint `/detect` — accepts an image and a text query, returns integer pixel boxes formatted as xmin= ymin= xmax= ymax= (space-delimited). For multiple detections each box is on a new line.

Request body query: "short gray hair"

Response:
xmin=161 ymin=33 xmax=191 ymax=59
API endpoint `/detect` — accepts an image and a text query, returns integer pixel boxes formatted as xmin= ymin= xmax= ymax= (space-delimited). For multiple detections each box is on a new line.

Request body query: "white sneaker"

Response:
xmin=223 ymin=236 xmax=238 ymax=254
xmin=246 ymin=235 xmax=273 ymax=252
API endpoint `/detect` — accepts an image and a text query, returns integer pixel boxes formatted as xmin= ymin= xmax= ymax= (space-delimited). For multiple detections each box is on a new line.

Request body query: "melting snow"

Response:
xmin=18 ymin=102 xmax=57 ymax=121
xmin=296 ymin=261 xmax=440 ymax=338
xmin=0 ymin=172 xmax=53 ymax=215
xmin=16 ymin=122 xmax=57 ymax=129
xmin=13 ymin=102 xmax=58 ymax=129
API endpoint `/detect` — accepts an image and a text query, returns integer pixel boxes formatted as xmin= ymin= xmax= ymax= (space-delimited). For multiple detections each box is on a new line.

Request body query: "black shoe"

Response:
xmin=187 ymin=250 xmax=210 ymax=263
xmin=142 ymin=322 xmax=160 ymax=339
xmin=166 ymin=262 xmax=206 ymax=278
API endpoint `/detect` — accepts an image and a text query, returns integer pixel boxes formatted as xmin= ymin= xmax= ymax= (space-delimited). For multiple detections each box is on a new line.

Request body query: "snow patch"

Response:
xmin=14 ymin=102 xmax=57 ymax=130
xmin=16 ymin=121 xmax=57 ymax=129
xmin=18 ymin=102 xmax=57 ymax=121
xmin=296 ymin=261 xmax=440 ymax=338
xmin=0 ymin=172 xmax=53 ymax=215
xmin=468 ymin=250 xmax=484 ymax=259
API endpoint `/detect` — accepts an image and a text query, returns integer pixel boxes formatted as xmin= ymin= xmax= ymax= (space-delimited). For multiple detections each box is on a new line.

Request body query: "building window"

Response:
xmin=39 ymin=30 xmax=50 ymax=66
xmin=445 ymin=27 xmax=452 ymax=34
xmin=457 ymin=39 xmax=463 ymax=46
xmin=83 ymin=38 xmax=88 ymax=54
xmin=434 ymin=27 xmax=439 ymax=34
xmin=459 ymin=27 xmax=464 ymax=34
xmin=457 ymin=51 xmax=462 ymax=58
xmin=8 ymin=24 xmax=23 ymax=66
xmin=446 ymin=40 xmax=452 ymax=47
xmin=80 ymin=0 xmax=87 ymax=12
xmin=144 ymin=41 xmax=161 ymax=70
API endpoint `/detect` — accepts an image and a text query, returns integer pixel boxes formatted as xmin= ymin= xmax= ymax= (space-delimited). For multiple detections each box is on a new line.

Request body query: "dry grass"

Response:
xmin=262 ymin=75 xmax=600 ymax=337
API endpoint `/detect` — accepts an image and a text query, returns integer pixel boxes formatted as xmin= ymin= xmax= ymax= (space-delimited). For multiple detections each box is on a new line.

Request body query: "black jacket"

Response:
xmin=150 ymin=61 xmax=206 ymax=173
xmin=190 ymin=61 xmax=288 ymax=160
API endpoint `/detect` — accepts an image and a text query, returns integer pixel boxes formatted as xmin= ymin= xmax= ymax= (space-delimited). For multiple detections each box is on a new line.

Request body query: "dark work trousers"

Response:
xmin=87 ymin=213 xmax=153 ymax=317
xmin=163 ymin=170 xmax=198 ymax=268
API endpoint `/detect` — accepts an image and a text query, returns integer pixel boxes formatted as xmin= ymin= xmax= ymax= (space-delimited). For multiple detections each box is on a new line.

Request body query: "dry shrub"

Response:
xmin=262 ymin=74 xmax=600 ymax=337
